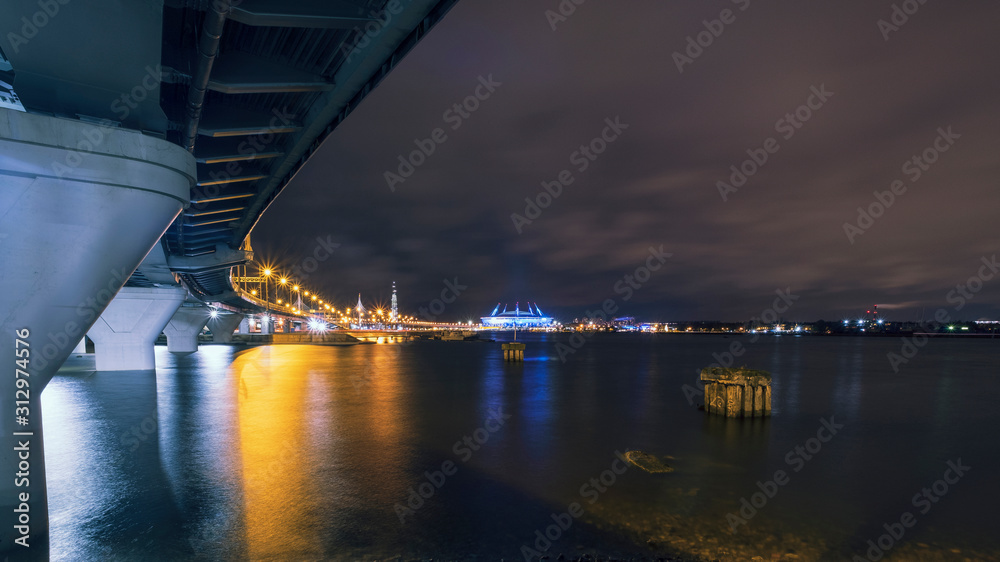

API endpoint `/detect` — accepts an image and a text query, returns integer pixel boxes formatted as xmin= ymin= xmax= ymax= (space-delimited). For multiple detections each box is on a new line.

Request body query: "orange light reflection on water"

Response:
xmin=233 ymin=346 xmax=319 ymax=559
xmin=230 ymin=343 xmax=413 ymax=558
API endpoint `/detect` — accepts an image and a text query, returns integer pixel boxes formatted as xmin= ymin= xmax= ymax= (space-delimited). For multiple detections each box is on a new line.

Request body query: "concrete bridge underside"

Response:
xmin=0 ymin=0 xmax=459 ymax=557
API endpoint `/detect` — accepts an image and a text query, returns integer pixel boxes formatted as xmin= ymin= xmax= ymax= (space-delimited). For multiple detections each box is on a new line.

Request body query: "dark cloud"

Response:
xmin=255 ymin=0 xmax=1000 ymax=322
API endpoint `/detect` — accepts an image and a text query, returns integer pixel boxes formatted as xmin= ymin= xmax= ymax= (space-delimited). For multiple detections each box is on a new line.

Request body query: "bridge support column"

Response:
xmin=208 ymin=313 xmax=243 ymax=343
xmin=0 ymin=110 xmax=193 ymax=558
xmin=87 ymin=287 xmax=187 ymax=370
xmin=72 ymin=336 xmax=88 ymax=354
xmin=239 ymin=317 xmax=251 ymax=334
xmin=163 ymin=306 xmax=210 ymax=354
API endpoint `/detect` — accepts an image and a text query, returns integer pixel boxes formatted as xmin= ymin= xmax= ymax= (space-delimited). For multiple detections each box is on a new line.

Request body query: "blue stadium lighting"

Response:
xmin=480 ymin=302 xmax=555 ymax=328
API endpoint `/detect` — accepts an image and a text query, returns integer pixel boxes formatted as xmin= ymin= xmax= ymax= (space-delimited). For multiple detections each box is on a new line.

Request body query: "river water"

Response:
xmin=42 ymin=333 xmax=1000 ymax=560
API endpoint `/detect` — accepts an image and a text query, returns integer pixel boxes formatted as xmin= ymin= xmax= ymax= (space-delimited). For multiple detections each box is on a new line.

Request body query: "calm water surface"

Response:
xmin=42 ymin=334 xmax=1000 ymax=560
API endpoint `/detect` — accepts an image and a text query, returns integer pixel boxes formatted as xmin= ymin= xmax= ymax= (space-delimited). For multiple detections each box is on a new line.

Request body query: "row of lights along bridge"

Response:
xmin=230 ymin=263 xmax=417 ymax=330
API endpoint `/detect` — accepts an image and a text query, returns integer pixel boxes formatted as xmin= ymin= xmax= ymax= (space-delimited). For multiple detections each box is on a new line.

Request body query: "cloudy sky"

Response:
xmin=254 ymin=0 xmax=1000 ymax=323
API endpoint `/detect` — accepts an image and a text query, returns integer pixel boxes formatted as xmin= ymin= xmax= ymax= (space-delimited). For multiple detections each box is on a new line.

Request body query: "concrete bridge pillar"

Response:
xmin=239 ymin=317 xmax=251 ymax=334
xmin=0 ymin=109 xmax=194 ymax=557
xmin=72 ymin=336 xmax=88 ymax=354
xmin=208 ymin=312 xmax=244 ymax=343
xmin=163 ymin=306 xmax=210 ymax=354
xmin=87 ymin=287 xmax=187 ymax=370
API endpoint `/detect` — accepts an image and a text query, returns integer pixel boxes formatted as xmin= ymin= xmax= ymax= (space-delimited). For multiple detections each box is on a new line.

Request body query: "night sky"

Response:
xmin=255 ymin=0 xmax=1000 ymax=323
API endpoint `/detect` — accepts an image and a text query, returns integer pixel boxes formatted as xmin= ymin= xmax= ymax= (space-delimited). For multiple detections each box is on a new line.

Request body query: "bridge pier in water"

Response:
xmin=700 ymin=367 xmax=772 ymax=418
xmin=502 ymin=342 xmax=526 ymax=361
xmin=209 ymin=312 xmax=244 ymax=343
xmin=86 ymin=287 xmax=188 ymax=370
xmin=72 ymin=337 xmax=88 ymax=355
xmin=163 ymin=305 xmax=211 ymax=354
xmin=0 ymin=109 xmax=194 ymax=558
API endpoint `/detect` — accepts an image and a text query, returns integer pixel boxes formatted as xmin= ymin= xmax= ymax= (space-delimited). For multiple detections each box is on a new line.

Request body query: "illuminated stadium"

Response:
xmin=480 ymin=302 xmax=556 ymax=328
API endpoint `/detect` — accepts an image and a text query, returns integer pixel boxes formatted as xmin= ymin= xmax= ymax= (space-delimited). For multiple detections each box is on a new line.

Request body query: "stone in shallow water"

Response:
xmin=623 ymin=450 xmax=674 ymax=473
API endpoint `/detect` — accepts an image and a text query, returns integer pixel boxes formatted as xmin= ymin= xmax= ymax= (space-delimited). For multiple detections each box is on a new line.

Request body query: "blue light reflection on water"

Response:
xmin=41 ymin=335 xmax=1000 ymax=560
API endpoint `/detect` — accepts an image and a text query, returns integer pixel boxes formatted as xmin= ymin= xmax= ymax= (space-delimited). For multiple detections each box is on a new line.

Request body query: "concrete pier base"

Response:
xmin=208 ymin=312 xmax=244 ymax=343
xmin=163 ymin=306 xmax=210 ymax=354
xmin=701 ymin=367 xmax=772 ymax=418
xmin=0 ymin=109 xmax=193 ymax=557
xmin=88 ymin=287 xmax=188 ymax=370
xmin=502 ymin=342 xmax=525 ymax=361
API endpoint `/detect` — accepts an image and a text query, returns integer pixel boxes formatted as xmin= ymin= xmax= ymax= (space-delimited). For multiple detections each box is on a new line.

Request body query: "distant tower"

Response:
xmin=865 ymin=304 xmax=879 ymax=323
xmin=391 ymin=282 xmax=399 ymax=323
xmin=356 ymin=293 xmax=366 ymax=324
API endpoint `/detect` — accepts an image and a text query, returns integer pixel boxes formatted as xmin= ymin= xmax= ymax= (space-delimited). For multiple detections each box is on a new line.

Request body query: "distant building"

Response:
xmin=613 ymin=317 xmax=636 ymax=329
xmin=481 ymin=302 xmax=555 ymax=328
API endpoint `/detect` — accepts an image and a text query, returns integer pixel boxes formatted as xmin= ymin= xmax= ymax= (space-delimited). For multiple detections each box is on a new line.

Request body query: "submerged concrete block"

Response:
xmin=700 ymin=367 xmax=772 ymax=418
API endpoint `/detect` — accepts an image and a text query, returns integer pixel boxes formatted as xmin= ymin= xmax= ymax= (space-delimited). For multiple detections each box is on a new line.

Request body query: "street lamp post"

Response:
xmin=262 ymin=268 xmax=272 ymax=333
